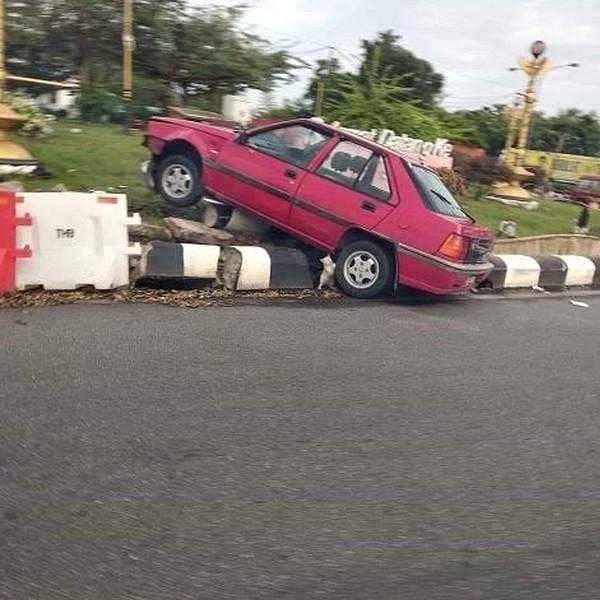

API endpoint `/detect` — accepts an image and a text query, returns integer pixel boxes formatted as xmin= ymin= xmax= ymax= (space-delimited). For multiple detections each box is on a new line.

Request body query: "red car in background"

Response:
xmin=570 ymin=174 xmax=600 ymax=206
xmin=144 ymin=117 xmax=493 ymax=298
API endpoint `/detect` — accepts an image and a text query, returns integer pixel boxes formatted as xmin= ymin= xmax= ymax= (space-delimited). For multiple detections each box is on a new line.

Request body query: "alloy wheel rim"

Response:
xmin=163 ymin=164 xmax=192 ymax=198
xmin=343 ymin=251 xmax=380 ymax=289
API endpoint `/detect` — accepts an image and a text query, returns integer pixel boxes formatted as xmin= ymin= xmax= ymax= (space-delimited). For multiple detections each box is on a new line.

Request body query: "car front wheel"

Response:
xmin=335 ymin=240 xmax=393 ymax=299
xmin=156 ymin=154 xmax=203 ymax=207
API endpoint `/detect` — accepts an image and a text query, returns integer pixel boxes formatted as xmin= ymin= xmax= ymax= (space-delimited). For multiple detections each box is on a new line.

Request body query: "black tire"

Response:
xmin=156 ymin=154 xmax=203 ymax=208
xmin=201 ymin=203 xmax=233 ymax=229
xmin=335 ymin=240 xmax=393 ymax=299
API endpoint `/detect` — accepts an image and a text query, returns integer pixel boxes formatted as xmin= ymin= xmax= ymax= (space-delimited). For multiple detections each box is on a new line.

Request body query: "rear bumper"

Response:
xmin=396 ymin=243 xmax=493 ymax=295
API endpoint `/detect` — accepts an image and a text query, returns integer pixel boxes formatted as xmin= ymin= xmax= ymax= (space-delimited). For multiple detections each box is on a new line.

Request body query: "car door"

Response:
xmin=212 ymin=124 xmax=331 ymax=226
xmin=289 ymin=139 xmax=396 ymax=249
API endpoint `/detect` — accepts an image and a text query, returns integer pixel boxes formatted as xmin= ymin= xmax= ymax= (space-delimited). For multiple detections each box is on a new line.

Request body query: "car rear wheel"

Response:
xmin=335 ymin=240 xmax=393 ymax=299
xmin=156 ymin=154 xmax=203 ymax=207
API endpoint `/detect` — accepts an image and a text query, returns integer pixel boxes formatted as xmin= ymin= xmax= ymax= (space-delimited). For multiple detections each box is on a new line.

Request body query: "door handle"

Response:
xmin=362 ymin=200 xmax=376 ymax=212
xmin=285 ymin=168 xmax=297 ymax=180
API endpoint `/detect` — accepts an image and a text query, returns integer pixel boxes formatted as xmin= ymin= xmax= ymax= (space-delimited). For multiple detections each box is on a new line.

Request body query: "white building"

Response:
xmin=33 ymin=78 xmax=80 ymax=118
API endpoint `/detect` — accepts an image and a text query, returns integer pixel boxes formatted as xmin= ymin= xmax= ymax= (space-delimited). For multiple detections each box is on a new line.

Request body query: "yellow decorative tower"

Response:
xmin=494 ymin=41 xmax=552 ymax=200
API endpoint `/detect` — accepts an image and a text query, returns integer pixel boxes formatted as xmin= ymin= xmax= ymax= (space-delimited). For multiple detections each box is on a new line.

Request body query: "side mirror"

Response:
xmin=237 ymin=131 xmax=249 ymax=145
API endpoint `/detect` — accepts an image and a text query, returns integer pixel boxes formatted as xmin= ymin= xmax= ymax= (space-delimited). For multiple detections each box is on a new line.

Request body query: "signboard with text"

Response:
xmin=338 ymin=125 xmax=454 ymax=169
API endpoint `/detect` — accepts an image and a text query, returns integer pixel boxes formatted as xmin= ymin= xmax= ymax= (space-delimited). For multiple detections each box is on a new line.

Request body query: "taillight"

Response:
xmin=438 ymin=233 xmax=468 ymax=262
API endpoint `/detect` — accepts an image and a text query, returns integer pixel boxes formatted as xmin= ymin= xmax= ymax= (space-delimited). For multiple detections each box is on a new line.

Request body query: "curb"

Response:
xmin=137 ymin=244 xmax=600 ymax=296
xmin=137 ymin=242 xmax=315 ymax=292
xmin=482 ymin=254 xmax=600 ymax=291
xmin=222 ymin=246 xmax=314 ymax=291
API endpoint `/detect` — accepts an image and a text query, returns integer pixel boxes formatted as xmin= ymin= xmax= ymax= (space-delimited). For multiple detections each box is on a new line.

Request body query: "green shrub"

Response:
xmin=76 ymin=85 xmax=164 ymax=124
xmin=77 ymin=87 xmax=126 ymax=123
xmin=4 ymin=92 xmax=54 ymax=137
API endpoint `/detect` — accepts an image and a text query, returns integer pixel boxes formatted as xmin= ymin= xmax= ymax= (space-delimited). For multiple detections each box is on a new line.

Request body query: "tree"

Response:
xmin=305 ymin=56 xmax=358 ymax=116
xmin=450 ymin=105 xmax=509 ymax=155
xmin=5 ymin=1 xmax=297 ymax=113
xmin=359 ymin=31 xmax=444 ymax=106
xmin=161 ymin=5 xmax=296 ymax=111
xmin=325 ymin=47 xmax=445 ymax=138
xmin=530 ymin=109 xmax=600 ymax=156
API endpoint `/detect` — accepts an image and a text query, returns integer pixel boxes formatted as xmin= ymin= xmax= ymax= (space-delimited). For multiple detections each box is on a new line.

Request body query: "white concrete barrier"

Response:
xmin=554 ymin=255 xmax=596 ymax=287
xmin=233 ymin=246 xmax=272 ymax=290
xmin=15 ymin=192 xmax=141 ymax=290
xmin=495 ymin=255 xmax=541 ymax=289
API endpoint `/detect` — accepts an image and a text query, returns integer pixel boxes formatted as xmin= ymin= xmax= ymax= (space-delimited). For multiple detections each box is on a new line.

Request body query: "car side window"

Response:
xmin=318 ymin=141 xmax=391 ymax=201
xmin=317 ymin=141 xmax=373 ymax=188
xmin=356 ymin=155 xmax=392 ymax=201
xmin=245 ymin=125 xmax=330 ymax=169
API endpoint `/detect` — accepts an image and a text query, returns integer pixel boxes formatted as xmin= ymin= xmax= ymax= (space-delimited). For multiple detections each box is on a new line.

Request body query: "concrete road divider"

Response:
xmin=15 ymin=192 xmax=141 ymax=290
xmin=487 ymin=255 xmax=541 ymax=290
xmin=557 ymin=255 xmax=596 ymax=287
xmin=222 ymin=246 xmax=314 ymax=291
xmin=138 ymin=241 xmax=220 ymax=280
xmin=482 ymin=254 xmax=600 ymax=291
xmin=224 ymin=210 xmax=270 ymax=235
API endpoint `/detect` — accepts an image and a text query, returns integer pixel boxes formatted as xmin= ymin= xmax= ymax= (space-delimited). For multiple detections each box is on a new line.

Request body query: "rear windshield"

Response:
xmin=410 ymin=165 xmax=470 ymax=220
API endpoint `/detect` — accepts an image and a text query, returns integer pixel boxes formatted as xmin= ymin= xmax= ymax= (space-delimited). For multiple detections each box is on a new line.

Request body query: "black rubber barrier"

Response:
xmin=267 ymin=247 xmax=315 ymax=290
xmin=534 ymin=255 xmax=568 ymax=290
xmin=144 ymin=241 xmax=184 ymax=277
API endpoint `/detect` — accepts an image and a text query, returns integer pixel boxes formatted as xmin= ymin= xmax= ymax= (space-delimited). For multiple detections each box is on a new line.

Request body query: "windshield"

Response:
xmin=410 ymin=165 xmax=470 ymax=220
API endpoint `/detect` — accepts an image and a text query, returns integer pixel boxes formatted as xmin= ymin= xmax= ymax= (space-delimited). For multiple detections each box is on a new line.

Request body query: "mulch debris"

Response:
xmin=0 ymin=287 xmax=343 ymax=310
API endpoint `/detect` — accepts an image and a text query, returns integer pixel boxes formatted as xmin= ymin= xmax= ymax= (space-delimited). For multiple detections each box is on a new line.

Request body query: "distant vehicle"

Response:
xmin=144 ymin=117 xmax=493 ymax=298
xmin=524 ymin=150 xmax=600 ymax=183
xmin=569 ymin=174 xmax=600 ymax=206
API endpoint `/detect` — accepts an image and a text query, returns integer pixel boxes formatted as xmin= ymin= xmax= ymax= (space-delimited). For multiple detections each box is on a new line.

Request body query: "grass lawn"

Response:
xmin=11 ymin=120 xmax=169 ymax=220
xmin=9 ymin=119 xmax=600 ymax=237
xmin=461 ymin=195 xmax=600 ymax=238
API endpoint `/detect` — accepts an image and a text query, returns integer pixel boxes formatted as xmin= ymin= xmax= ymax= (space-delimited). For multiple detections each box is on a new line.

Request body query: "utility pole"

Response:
xmin=122 ymin=0 xmax=134 ymax=102
xmin=0 ymin=0 xmax=5 ymax=102
xmin=315 ymin=80 xmax=325 ymax=117
xmin=314 ymin=47 xmax=335 ymax=118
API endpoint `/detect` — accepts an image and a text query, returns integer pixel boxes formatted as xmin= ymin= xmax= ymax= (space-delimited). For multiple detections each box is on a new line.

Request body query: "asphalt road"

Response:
xmin=2 ymin=296 xmax=600 ymax=600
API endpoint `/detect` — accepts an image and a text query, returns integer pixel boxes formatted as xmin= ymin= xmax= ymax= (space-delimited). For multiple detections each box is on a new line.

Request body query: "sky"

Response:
xmin=200 ymin=0 xmax=599 ymax=115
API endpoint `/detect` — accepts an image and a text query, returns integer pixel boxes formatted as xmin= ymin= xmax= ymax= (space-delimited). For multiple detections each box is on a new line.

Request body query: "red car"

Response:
xmin=570 ymin=175 xmax=600 ymax=206
xmin=144 ymin=117 xmax=493 ymax=298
